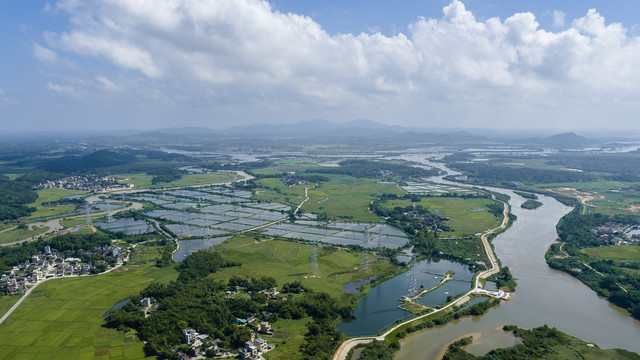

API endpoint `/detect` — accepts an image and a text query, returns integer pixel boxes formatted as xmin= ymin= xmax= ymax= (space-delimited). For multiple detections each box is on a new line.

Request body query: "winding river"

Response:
xmin=394 ymin=154 xmax=640 ymax=359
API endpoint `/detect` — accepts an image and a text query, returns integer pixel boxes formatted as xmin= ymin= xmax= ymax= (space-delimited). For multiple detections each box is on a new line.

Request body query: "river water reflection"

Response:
xmin=395 ymin=155 xmax=640 ymax=359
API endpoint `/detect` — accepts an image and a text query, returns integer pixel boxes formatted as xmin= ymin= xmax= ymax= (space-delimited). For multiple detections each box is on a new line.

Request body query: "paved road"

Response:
xmin=332 ymin=195 xmax=510 ymax=360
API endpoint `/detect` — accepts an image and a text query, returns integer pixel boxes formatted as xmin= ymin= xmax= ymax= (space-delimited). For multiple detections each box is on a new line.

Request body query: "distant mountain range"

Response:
xmin=67 ymin=119 xmax=608 ymax=149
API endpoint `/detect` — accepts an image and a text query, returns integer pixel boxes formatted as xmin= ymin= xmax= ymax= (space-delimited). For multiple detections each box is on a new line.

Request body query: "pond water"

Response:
xmin=337 ymin=258 xmax=474 ymax=337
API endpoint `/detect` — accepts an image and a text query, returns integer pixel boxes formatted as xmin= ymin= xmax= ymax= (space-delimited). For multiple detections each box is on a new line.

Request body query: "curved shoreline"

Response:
xmin=433 ymin=332 xmax=483 ymax=360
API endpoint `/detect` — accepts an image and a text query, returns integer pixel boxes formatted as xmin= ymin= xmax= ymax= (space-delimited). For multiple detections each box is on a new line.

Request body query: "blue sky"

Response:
xmin=2 ymin=1 xmax=640 ymax=133
xmin=271 ymin=1 xmax=640 ymax=36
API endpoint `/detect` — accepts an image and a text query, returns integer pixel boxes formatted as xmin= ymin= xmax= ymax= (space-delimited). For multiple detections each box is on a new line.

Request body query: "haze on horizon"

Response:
xmin=2 ymin=0 xmax=640 ymax=133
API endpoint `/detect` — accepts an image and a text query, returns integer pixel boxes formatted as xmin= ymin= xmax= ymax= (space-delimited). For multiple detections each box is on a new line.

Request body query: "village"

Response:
xmin=34 ymin=175 xmax=133 ymax=192
xmin=0 ymin=245 xmax=128 ymax=294
xmin=172 ymin=286 xmax=284 ymax=360
xmin=592 ymin=223 xmax=640 ymax=245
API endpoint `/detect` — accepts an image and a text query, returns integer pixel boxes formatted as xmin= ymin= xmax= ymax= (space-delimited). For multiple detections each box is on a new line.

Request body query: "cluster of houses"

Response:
xmin=0 ymin=245 xmax=127 ymax=294
xmin=592 ymin=223 xmax=640 ymax=245
xmin=180 ymin=326 xmax=275 ymax=360
xmin=34 ymin=175 xmax=133 ymax=192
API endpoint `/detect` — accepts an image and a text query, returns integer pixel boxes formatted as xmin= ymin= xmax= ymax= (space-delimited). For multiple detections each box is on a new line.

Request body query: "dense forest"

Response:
xmin=547 ymin=210 xmax=640 ymax=320
xmin=0 ymin=172 xmax=56 ymax=220
xmin=310 ymin=159 xmax=438 ymax=179
xmin=106 ymin=250 xmax=348 ymax=359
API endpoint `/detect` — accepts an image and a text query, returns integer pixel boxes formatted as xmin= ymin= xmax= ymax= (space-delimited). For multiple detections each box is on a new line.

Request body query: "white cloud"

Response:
xmin=33 ymin=0 xmax=640 ymax=130
xmin=96 ymin=76 xmax=118 ymax=91
xmin=34 ymin=43 xmax=58 ymax=63
xmin=46 ymin=82 xmax=80 ymax=97
xmin=553 ymin=10 xmax=566 ymax=28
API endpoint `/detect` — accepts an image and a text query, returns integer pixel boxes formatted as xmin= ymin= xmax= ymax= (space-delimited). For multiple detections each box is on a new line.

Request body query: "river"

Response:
xmin=394 ymin=154 xmax=640 ymax=359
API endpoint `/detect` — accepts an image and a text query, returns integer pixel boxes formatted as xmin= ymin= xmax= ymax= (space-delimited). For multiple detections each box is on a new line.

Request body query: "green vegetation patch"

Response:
xmin=117 ymin=171 xmax=234 ymax=189
xmin=381 ymin=197 xmax=501 ymax=236
xmin=0 ymin=225 xmax=50 ymax=244
xmin=212 ymin=235 xmax=395 ymax=306
xmin=24 ymin=188 xmax=87 ymax=220
xmin=581 ymin=245 xmax=640 ymax=260
xmin=521 ymin=199 xmax=543 ymax=210
xmin=0 ymin=245 xmax=177 ymax=360
xmin=302 ymin=174 xmax=402 ymax=222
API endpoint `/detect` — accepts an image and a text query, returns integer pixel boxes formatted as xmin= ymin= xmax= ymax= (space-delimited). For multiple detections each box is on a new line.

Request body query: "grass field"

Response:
xmin=3 ymin=174 xmax=23 ymax=181
xmin=60 ymin=216 xmax=104 ymax=229
xmin=253 ymin=178 xmax=307 ymax=206
xmin=117 ymin=171 xmax=234 ymax=189
xmin=212 ymin=235 xmax=396 ymax=306
xmin=0 ymin=225 xmax=50 ymax=244
xmin=24 ymin=188 xmax=87 ymax=220
xmin=382 ymin=197 xmax=501 ymax=236
xmin=581 ymin=245 xmax=640 ymax=260
xmin=0 ymin=245 xmax=178 ymax=360
xmin=0 ymin=295 xmax=21 ymax=319
xmin=301 ymin=174 xmax=402 ymax=222
xmin=264 ymin=318 xmax=309 ymax=360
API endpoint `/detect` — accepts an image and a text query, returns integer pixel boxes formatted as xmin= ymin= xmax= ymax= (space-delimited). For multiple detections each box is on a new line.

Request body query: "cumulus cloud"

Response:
xmin=35 ymin=0 xmax=640 ymax=129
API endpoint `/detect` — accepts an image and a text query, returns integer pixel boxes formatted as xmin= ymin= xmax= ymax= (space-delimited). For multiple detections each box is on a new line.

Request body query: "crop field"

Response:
xmin=382 ymin=197 xmax=501 ymax=236
xmin=0 ymin=245 xmax=178 ymax=360
xmin=0 ymin=225 xmax=50 ymax=244
xmin=212 ymin=235 xmax=396 ymax=306
xmin=581 ymin=245 xmax=640 ymax=260
xmin=0 ymin=295 xmax=20 ymax=319
xmin=302 ymin=174 xmax=402 ymax=222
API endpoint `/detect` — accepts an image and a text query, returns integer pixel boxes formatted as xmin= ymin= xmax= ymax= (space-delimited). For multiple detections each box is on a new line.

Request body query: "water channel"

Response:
xmin=392 ymin=154 xmax=640 ymax=359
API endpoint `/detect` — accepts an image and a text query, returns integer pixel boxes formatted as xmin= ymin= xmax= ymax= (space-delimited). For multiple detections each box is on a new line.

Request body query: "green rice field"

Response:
xmin=0 ymin=245 xmax=178 ymax=360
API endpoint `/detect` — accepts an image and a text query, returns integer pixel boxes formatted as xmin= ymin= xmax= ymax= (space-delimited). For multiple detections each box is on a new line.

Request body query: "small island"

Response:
xmin=521 ymin=199 xmax=543 ymax=210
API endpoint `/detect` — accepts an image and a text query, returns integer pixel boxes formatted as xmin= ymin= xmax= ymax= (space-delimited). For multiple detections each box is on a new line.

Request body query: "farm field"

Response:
xmin=0 ymin=245 xmax=178 ymax=360
xmin=382 ymin=197 xmax=501 ymax=236
xmin=0 ymin=295 xmax=20 ymax=319
xmin=302 ymin=174 xmax=402 ymax=222
xmin=581 ymin=245 xmax=640 ymax=260
xmin=212 ymin=235 xmax=397 ymax=306
xmin=0 ymin=225 xmax=50 ymax=244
